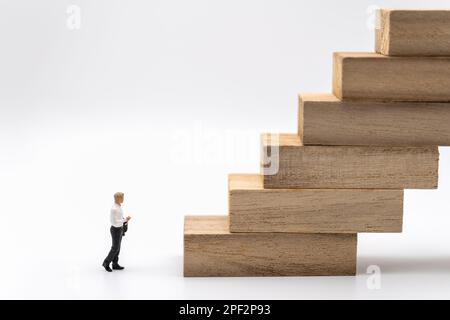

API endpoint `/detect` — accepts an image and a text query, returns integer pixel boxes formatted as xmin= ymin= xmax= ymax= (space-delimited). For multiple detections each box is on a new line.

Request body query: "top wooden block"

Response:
xmin=376 ymin=9 xmax=450 ymax=56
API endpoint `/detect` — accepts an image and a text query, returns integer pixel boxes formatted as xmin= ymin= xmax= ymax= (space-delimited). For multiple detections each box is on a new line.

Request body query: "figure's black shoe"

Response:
xmin=102 ymin=261 xmax=112 ymax=272
xmin=112 ymin=264 xmax=125 ymax=270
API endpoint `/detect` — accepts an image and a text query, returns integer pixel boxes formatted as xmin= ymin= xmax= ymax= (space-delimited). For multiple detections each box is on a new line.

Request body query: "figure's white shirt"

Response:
xmin=110 ymin=203 xmax=125 ymax=227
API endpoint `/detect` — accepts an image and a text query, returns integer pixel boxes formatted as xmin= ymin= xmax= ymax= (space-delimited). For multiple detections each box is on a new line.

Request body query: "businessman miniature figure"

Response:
xmin=102 ymin=192 xmax=131 ymax=272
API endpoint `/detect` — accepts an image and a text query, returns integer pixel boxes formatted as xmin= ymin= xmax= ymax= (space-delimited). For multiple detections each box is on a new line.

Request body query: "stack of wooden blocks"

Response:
xmin=184 ymin=9 xmax=450 ymax=277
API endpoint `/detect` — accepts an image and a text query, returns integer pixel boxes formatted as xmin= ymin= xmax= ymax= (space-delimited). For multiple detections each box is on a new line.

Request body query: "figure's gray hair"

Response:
xmin=114 ymin=192 xmax=124 ymax=200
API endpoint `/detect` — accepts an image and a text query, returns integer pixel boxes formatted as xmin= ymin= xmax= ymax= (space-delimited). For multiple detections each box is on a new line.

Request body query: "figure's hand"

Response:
xmin=126 ymin=216 xmax=131 ymax=222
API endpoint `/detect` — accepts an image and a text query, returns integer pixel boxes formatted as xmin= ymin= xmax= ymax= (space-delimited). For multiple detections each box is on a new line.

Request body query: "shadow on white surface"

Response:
xmin=358 ymin=255 xmax=450 ymax=274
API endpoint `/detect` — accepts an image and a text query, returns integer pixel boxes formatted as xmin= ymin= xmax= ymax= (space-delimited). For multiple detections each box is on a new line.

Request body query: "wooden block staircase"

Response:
xmin=183 ymin=9 xmax=445 ymax=277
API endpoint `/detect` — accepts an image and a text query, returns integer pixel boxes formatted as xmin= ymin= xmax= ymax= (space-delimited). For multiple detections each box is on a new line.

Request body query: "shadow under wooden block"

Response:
xmin=333 ymin=52 xmax=450 ymax=101
xmin=229 ymin=174 xmax=403 ymax=233
xmin=184 ymin=216 xmax=357 ymax=277
xmin=261 ymin=133 xmax=439 ymax=189
xmin=299 ymin=93 xmax=450 ymax=146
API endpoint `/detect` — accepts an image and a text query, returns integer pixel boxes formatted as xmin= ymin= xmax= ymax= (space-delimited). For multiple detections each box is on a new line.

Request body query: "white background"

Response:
xmin=1 ymin=0 xmax=450 ymax=299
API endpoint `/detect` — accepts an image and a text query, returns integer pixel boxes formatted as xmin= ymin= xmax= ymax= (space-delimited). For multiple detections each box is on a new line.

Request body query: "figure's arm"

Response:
xmin=120 ymin=209 xmax=131 ymax=223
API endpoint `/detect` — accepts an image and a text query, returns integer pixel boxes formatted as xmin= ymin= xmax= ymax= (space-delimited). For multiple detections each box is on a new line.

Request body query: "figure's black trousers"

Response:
xmin=104 ymin=226 xmax=123 ymax=265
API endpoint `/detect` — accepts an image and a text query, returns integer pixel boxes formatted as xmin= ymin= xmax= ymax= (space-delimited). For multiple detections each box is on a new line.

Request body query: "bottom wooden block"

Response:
xmin=184 ymin=215 xmax=357 ymax=277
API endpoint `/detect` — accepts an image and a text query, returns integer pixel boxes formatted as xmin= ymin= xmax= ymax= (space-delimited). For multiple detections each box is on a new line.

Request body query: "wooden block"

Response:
xmin=333 ymin=52 xmax=450 ymax=101
xmin=229 ymin=174 xmax=403 ymax=233
xmin=184 ymin=215 xmax=357 ymax=277
xmin=299 ymin=93 xmax=450 ymax=146
xmin=261 ymin=133 xmax=439 ymax=189
xmin=376 ymin=9 xmax=450 ymax=56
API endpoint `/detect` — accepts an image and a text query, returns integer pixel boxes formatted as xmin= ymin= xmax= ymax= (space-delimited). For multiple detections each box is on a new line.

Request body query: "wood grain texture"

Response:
xmin=229 ymin=174 xmax=403 ymax=233
xmin=261 ymin=133 xmax=439 ymax=189
xmin=299 ymin=93 xmax=450 ymax=146
xmin=184 ymin=215 xmax=357 ymax=277
xmin=376 ymin=9 xmax=450 ymax=56
xmin=333 ymin=52 xmax=450 ymax=101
